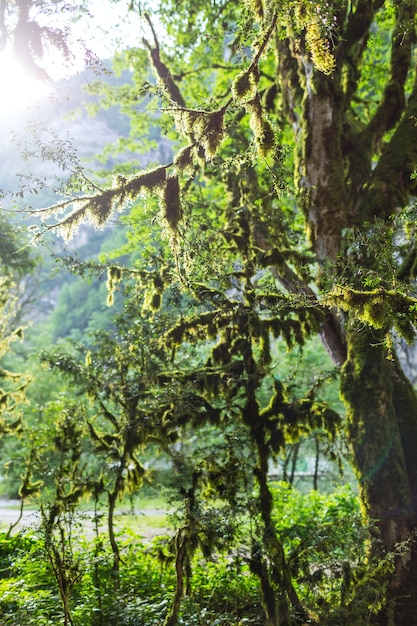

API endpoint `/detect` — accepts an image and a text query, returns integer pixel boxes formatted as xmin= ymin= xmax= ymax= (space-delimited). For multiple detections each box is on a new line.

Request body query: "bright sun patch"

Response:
xmin=0 ymin=47 xmax=51 ymax=118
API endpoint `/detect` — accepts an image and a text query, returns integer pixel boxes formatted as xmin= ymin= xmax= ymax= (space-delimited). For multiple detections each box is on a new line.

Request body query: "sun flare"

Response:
xmin=0 ymin=48 xmax=51 ymax=119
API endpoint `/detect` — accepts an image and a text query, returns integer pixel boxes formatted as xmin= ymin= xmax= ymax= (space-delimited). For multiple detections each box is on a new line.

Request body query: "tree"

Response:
xmin=0 ymin=0 xmax=80 ymax=80
xmin=0 ymin=214 xmax=36 ymax=520
xmin=16 ymin=0 xmax=417 ymax=623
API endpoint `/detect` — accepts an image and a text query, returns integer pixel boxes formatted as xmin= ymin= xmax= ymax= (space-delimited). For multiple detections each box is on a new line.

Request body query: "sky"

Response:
xmin=0 ymin=1 xmax=142 ymax=120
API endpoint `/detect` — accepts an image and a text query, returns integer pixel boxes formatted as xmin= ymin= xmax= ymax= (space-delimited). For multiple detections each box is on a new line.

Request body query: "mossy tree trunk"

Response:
xmin=278 ymin=5 xmax=417 ymax=621
xmin=341 ymin=324 xmax=417 ymax=623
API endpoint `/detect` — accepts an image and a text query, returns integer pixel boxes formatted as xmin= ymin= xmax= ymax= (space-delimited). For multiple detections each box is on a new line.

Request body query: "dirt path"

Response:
xmin=0 ymin=499 xmax=169 ymax=541
xmin=0 ymin=499 xmax=38 ymax=530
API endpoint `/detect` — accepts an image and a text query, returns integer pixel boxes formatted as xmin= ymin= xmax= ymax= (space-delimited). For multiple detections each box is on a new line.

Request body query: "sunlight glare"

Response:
xmin=0 ymin=47 xmax=51 ymax=119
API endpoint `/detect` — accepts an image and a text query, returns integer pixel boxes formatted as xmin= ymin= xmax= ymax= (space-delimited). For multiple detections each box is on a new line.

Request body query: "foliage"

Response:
xmin=0 ymin=214 xmax=37 ymax=468
xmin=4 ymin=0 xmax=417 ymax=623
xmin=0 ymin=271 xmax=347 ymax=625
xmin=0 ymin=483 xmax=374 ymax=626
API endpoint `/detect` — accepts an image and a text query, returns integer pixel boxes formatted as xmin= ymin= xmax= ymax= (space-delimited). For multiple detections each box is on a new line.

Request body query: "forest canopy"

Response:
xmin=2 ymin=1 xmax=417 ymax=625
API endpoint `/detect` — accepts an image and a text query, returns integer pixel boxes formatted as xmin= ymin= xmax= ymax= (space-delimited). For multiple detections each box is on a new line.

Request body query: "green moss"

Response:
xmin=327 ymin=286 xmax=417 ymax=343
xmin=340 ymin=323 xmax=413 ymax=546
xmin=247 ymin=98 xmax=276 ymax=158
xmin=162 ymin=176 xmax=182 ymax=232
xmin=232 ymin=68 xmax=256 ymax=101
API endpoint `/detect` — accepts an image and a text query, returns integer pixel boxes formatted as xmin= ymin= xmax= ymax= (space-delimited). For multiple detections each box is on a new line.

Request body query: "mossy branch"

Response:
xmin=142 ymin=12 xmax=186 ymax=108
xmin=231 ymin=11 xmax=278 ymax=104
xmin=362 ymin=1 xmax=415 ymax=151
xmin=341 ymin=0 xmax=376 ymax=50
xmin=325 ymin=285 xmax=417 ymax=343
xmin=27 ymin=164 xmax=170 ymax=241
xmin=359 ymin=81 xmax=417 ymax=220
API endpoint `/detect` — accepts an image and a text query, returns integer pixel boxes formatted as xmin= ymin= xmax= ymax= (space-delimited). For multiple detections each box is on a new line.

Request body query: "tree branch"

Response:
xmin=142 ymin=12 xmax=186 ymax=108
xmin=341 ymin=0 xmax=376 ymax=51
xmin=362 ymin=0 xmax=415 ymax=149
xmin=27 ymin=164 xmax=171 ymax=240
xmin=359 ymin=73 xmax=417 ymax=219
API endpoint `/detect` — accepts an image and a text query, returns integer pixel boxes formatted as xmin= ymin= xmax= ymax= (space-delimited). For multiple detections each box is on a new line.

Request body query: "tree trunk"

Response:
xmin=285 ymin=34 xmax=417 ymax=621
xmin=341 ymin=323 xmax=417 ymax=624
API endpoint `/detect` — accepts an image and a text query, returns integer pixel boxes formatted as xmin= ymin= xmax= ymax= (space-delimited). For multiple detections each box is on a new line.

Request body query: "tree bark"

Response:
xmin=280 ymin=15 xmax=417 ymax=620
xmin=341 ymin=323 xmax=417 ymax=624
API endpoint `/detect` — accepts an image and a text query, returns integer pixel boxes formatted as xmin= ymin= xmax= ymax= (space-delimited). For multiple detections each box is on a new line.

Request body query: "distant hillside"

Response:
xmin=0 ymin=62 xmax=150 ymax=339
xmin=0 ymin=63 xmax=132 ymax=204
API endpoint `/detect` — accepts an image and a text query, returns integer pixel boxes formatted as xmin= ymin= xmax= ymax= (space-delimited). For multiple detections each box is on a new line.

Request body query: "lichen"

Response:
xmin=106 ymin=266 xmax=122 ymax=307
xmin=305 ymin=21 xmax=336 ymax=75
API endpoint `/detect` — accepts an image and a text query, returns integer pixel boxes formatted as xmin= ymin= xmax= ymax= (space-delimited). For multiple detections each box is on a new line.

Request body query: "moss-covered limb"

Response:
xmin=340 ymin=323 xmax=414 ymax=548
xmin=346 ymin=0 xmax=417 ymax=210
xmin=364 ymin=0 xmax=415 ymax=143
xmin=28 ymin=164 xmax=171 ymax=240
xmin=142 ymin=12 xmax=186 ymax=108
xmin=340 ymin=0 xmax=376 ymax=51
xmin=358 ymin=80 xmax=417 ymax=221
xmin=324 ymin=284 xmax=417 ymax=345
xmin=324 ymin=1 xmax=415 ymax=222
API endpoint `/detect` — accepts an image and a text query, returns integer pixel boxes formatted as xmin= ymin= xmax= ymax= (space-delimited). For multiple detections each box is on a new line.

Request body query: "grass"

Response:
xmin=0 ymin=493 xmax=174 ymax=542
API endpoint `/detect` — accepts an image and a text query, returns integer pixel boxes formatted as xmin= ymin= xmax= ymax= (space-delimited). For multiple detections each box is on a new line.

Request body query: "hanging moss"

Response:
xmin=201 ymin=109 xmax=226 ymax=159
xmin=248 ymin=96 xmax=276 ymax=157
xmin=162 ymin=175 xmax=182 ymax=232
xmin=305 ymin=21 xmax=336 ymax=75
xmin=210 ymin=341 xmax=231 ymax=365
xmin=232 ymin=67 xmax=259 ymax=101
xmin=257 ymin=329 xmax=272 ymax=368
xmin=106 ymin=266 xmax=122 ymax=307
xmin=174 ymin=144 xmax=195 ymax=172
xmin=46 ymin=165 xmax=169 ymax=241
xmin=149 ymin=292 xmax=161 ymax=312
xmin=175 ymin=108 xmax=227 ymax=160
xmin=118 ymin=166 xmax=168 ymax=205
xmin=163 ymin=310 xmax=229 ymax=348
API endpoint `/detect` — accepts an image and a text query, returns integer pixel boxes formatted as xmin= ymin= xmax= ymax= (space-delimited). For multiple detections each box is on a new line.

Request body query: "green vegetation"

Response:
xmin=1 ymin=0 xmax=417 ymax=624
xmin=0 ymin=486 xmax=366 ymax=626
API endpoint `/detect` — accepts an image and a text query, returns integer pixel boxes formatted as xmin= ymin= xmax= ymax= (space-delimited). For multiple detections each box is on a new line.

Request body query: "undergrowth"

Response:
xmin=0 ymin=485 xmax=390 ymax=626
